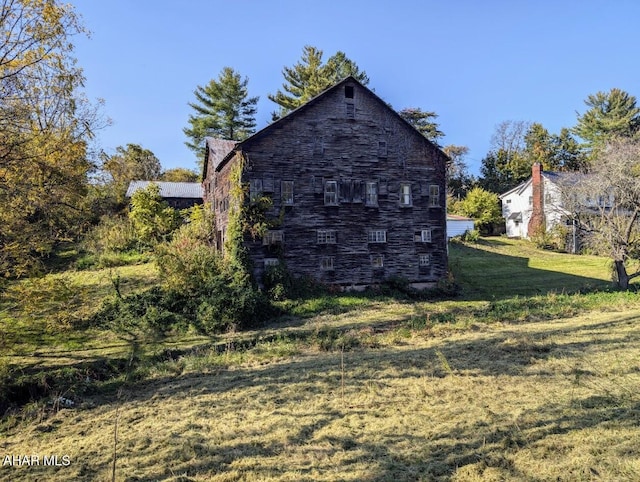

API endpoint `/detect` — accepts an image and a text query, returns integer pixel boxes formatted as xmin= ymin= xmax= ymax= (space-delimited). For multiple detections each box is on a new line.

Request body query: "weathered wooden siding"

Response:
xmin=211 ymin=79 xmax=448 ymax=287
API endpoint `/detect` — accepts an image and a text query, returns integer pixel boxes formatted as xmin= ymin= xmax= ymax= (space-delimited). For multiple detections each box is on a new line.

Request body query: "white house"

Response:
xmin=499 ymin=163 xmax=568 ymax=239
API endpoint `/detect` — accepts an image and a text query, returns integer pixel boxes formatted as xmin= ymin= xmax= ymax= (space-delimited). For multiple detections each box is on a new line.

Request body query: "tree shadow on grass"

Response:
xmin=449 ymin=242 xmax=612 ymax=300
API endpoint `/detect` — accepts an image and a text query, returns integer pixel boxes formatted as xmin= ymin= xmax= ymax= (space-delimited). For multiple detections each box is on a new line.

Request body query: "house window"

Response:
xmin=371 ymin=255 xmax=384 ymax=269
xmin=324 ymin=180 xmax=338 ymax=205
xmin=282 ymin=180 xmax=294 ymax=205
xmin=400 ymin=183 xmax=412 ymax=206
xmin=506 ymin=199 xmax=511 ymax=204
xmin=421 ymin=229 xmax=432 ymax=243
xmin=528 ymin=196 xmax=533 ymax=206
xmin=264 ymin=258 xmax=279 ymax=268
xmin=263 ymin=230 xmax=284 ymax=246
xmin=419 ymin=254 xmax=431 ymax=267
xmin=365 ymin=182 xmax=378 ymax=206
xmin=346 ymin=103 xmax=355 ymax=119
xmin=345 ymin=85 xmax=354 ymax=98
xmin=317 ymin=229 xmax=337 ymax=244
xmin=378 ymin=141 xmax=387 ymax=157
xmin=250 ymin=179 xmax=263 ymax=201
xmin=320 ymin=256 xmax=335 ymax=271
xmin=368 ymin=230 xmax=387 ymax=243
xmin=429 ymin=185 xmax=440 ymax=207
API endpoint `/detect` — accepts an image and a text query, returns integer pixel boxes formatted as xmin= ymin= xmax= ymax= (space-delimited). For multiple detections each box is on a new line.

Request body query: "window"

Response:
xmin=365 ymin=182 xmax=378 ymax=206
xmin=421 ymin=229 xmax=432 ymax=243
xmin=264 ymin=258 xmax=279 ymax=268
xmin=368 ymin=230 xmax=387 ymax=243
xmin=345 ymin=85 xmax=354 ymax=98
xmin=378 ymin=141 xmax=387 ymax=157
xmin=371 ymin=255 xmax=384 ymax=269
xmin=317 ymin=229 xmax=337 ymax=244
xmin=320 ymin=256 xmax=335 ymax=271
xmin=346 ymin=103 xmax=355 ymax=119
xmin=400 ymin=183 xmax=412 ymax=206
xmin=263 ymin=230 xmax=284 ymax=245
xmin=250 ymin=179 xmax=263 ymax=201
xmin=506 ymin=199 xmax=512 ymax=204
xmin=324 ymin=180 xmax=338 ymax=205
xmin=419 ymin=254 xmax=431 ymax=267
xmin=281 ymin=180 xmax=294 ymax=205
xmin=429 ymin=185 xmax=440 ymax=207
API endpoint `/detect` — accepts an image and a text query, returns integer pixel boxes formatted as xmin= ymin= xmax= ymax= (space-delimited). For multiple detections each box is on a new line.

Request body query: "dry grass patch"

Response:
xmin=2 ymin=309 xmax=640 ymax=481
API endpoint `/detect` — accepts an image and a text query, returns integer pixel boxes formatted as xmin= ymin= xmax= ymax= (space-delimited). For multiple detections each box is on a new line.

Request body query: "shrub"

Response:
xmin=82 ymin=215 xmax=142 ymax=255
xmin=129 ymin=183 xmax=181 ymax=243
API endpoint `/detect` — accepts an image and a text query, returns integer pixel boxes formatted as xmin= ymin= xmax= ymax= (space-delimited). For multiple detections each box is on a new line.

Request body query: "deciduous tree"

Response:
xmin=561 ymin=137 xmax=640 ymax=289
xmin=0 ymin=0 xmax=101 ymax=277
xmin=102 ymin=144 xmax=162 ymax=204
xmin=160 ymin=168 xmax=199 ymax=182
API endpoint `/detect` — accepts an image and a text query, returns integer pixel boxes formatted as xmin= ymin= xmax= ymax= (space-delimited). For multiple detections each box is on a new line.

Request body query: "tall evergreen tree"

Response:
xmin=268 ymin=45 xmax=369 ymax=118
xmin=184 ymin=67 xmax=258 ymax=159
xmin=573 ymin=88 xmax=640 ymax=148
xmin=398 ymin=108 xmax=445 ymax=146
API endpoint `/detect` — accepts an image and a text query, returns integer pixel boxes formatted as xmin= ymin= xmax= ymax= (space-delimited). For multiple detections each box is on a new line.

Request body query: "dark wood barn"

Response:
xmin=203 ymin=76 xmax=449 ymax=289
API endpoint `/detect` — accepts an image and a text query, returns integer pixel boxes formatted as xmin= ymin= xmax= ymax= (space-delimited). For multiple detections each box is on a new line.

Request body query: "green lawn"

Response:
xmin=2 ymin=238 xmax=640 ymax=481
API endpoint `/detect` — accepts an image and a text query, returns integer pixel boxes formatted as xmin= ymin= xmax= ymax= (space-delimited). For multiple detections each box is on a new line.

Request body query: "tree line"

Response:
xmin=3 ymin=0 xmax=640 ymax=288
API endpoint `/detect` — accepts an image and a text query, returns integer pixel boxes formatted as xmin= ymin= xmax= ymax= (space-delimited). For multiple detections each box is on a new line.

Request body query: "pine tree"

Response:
xmin=184 ymin=67 xmax=258 ymax=159
xmin=268 ymin=45 xmax=369 ymax=118
xmin=398 ymin=108 xmax=444 ymax=146
xmin=573 ymin=88 xmax=640 ymax=148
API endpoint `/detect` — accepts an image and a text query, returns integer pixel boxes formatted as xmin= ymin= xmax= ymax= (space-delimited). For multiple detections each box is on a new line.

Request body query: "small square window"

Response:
xmin=371 ymin=255 xmax=384 ymax=269
xmin=320 ymin=256 xmax=335 ymax=271
xmin=421 ymin=229 xmax=432 ymax=243
xmin=419 ymin=254 xmax=431 ymax=267
xmin=263 ymin=230 xmax=284 ymax=245
xmin=368 ymin=230 xmax=387 ymax=243
xmin=264 ymin=258 xmax=279 ymax=268
xmin=317 ymin=230 xmax=337 ymax=244
xmin=400 ymin=183 xmax=412 ymax=206
xmin=429 ymin=185 xmax=440 ymax=207
xmin=282 ymin=180 xmax=294 ymax=205
xmin=345 ymin=85 xmax=354 ymax=98
xmin=324 ymin=180 xmax=338 ymax=205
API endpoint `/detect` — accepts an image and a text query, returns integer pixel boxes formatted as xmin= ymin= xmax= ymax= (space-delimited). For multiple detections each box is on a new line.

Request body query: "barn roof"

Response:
xmin=202 ymin=138 xmax=238 ymax=181
xmin=213 ymin=75 xmax=448 ymax=173
xmin=126 ymin=181 xmax=204 ymax=199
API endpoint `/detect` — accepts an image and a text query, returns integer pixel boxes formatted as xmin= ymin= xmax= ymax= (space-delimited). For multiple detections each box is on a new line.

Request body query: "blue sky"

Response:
xmin=71 ymin=0 xmax=639 ymax=176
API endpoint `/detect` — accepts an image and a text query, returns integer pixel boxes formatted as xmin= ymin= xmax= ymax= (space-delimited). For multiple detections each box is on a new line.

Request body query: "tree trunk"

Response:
xmin=614 ymin=259 xmax=630 ymax=290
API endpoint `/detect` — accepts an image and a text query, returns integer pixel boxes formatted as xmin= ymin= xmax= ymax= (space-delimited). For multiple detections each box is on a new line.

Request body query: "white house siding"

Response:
xmin=446 ymin=215 xmax=475 ymax=239
xmin=501 ymin=182 xmax=532 ymax=238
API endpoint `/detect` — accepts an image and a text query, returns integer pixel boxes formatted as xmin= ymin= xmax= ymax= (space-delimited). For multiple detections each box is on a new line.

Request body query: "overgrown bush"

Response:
xmin=82 ymin=215 xmax=142 ymax=255
xmin=129 ymin=183 xmax=181 ymax=243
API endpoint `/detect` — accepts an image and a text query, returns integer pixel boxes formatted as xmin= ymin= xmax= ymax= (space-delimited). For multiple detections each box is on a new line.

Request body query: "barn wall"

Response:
xmin=211 ymin=80 xmax=448 ymax=287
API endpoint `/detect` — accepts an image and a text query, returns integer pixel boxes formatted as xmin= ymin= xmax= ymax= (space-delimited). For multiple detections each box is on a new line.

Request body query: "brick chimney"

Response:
xmin=528 ymin=162 xmax=545 ymax=237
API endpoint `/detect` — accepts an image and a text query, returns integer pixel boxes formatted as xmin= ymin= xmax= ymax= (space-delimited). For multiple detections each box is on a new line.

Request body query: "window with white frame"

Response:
xmin=317 ymin=229 xmax=337 ymax=244
xmin=281 ymin=180 xmax=294 ymax=205
xmin=320 ymin=256 xmax=335 ymax=271
xmin=429 ymin=185 xmax=440 ymax=207
xmin=400 ymin=183 xmax=412 ymax=206
xmin=421 ymin=229 xmax=432 ymax=243
xmin=264 ymin=258 xmax=279 ymax=268
xmin=368 ymin=230 xmax=387 ymax=243
xmin=324 ymin=180 xmax=338 ymax=205
xmin=365 ymin=181 xmax=378 ymax=206
xmin=419 ymin=254 xmax=431 ymax=267
xmin=371 ymin=255 xmax=384 ymax=268
xmin=263 ymin=230 xmax=284 ymax=245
